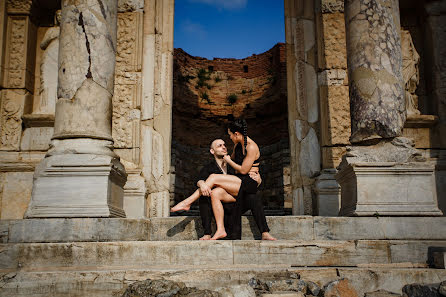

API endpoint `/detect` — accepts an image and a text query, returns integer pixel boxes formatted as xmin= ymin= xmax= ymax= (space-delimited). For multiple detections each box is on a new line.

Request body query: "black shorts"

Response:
xmin=236 ymin=174 xmax=258 ymax=200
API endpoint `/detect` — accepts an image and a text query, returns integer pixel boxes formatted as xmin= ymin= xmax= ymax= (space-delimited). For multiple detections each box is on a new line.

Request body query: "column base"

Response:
xmin=25 ymin=154 xmax=127 ymax=218
xmin=147 ymin=191 xmax=170 ymax=218
xmin=315 ymin=169 xmax=341 ymax=216
xmin=335 ymin=138 xmax=442 ymax=217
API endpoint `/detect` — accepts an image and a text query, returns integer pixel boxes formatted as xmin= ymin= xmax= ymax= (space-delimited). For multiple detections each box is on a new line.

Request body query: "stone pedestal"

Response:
xmin=26 ymin=0 xmax=127 ymax=218
xmin=315 ymin=169 xmax=341 ymax=216
xmin=26 ymin=153 xmax=126 ymax=218
xmin=336 ymin=138 xmax=442 ymax=216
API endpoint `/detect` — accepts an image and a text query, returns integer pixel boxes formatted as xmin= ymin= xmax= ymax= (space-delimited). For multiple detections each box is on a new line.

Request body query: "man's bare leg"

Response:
xmin=261 ymin=232 xmax=277 ymax=240
xmin=171 ymin=189 xmax=200 ymax=212
xmin=210 ymin=187 xmax=236 ymax=240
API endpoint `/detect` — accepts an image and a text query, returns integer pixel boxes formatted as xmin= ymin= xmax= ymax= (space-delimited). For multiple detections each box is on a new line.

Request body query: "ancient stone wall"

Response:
xmin=171 ymin=44 xmax=290 ymax=210
xmin=0 ymin=0 xmax=36 ymax=219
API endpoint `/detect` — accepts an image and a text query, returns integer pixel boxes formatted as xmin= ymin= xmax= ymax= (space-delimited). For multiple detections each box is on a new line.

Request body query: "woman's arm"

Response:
xmin=224 ymin=144 xmax=258 ymax=174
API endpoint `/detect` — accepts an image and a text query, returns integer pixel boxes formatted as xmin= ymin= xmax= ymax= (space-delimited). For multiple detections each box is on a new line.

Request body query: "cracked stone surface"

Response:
xmin=58 ymin=0 xmax=117 ymax=100
xmin=344 ymin=0 xmax=405 ymax=143
xmin=54 ymin=0 xmax=117 ymax=140
xmin=338 ymin=137 xmax=424 ymax=168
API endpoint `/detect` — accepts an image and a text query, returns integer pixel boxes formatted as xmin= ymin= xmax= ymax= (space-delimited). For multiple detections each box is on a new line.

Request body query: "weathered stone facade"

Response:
xmin=0 ymin=1 xmax=445 ymax=295
xmin=0 ymin=0 xmax=443 ymax=219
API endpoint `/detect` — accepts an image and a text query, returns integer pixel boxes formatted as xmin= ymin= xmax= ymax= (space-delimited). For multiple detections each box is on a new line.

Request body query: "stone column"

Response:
xmin=345 ymin=0 xmax=405 ymax=143
xmin=25 ymin=0 xmax=127 ymax=218
xmin=336 ymin=0 xmax=442 ymax=216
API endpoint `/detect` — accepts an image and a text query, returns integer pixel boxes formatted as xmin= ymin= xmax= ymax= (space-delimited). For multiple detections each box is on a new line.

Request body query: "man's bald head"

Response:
xmin=209 ymin=139 xmax=227 ymax=158
xmin=210 ymin=139 xmax=223 ymax=150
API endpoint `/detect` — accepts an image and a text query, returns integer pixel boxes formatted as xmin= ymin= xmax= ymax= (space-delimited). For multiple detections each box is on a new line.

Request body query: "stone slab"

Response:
xmin=7 ymin=218 xmax=150 ymax=243
xmin=232 ymin=240 xmax=391 ymax=267
xmin=2 ymin=217 xmax=446 ymax=243
xmin=1 ymin=267 xmax=445 ymax=297
xmin=314 ymin=217 xmax=446 ymax=240
xmin=1 ymin=240 xmax=444 ymax=270
xmin=0 ymin=241 xmax=234 ymax=270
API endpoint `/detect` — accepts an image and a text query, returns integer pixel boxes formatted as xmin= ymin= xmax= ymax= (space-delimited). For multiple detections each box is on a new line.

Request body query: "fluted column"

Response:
xmin=344 ymin=0 xmax=405 ymax=143
xmin=25 ymin=0 xmax=127 ymax=218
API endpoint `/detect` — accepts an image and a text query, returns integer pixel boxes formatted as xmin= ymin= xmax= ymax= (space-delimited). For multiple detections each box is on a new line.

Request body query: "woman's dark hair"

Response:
xmin=228 ymin=118 xmax=248 ymax=153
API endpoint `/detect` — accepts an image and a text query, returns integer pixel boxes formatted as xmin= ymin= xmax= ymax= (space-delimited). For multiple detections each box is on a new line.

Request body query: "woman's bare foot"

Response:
xmin=199 ymin=235 xmax=211 ymax=240
xmin=261 ymin=232 xmax=277 ymax=241
xmin=211 ymin=229 xmax=227 ymax=240
xmin=170 ymin=201 xmax=190 ymax=212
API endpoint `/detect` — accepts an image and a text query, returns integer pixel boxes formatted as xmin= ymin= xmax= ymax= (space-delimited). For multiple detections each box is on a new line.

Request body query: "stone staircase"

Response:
xmin=1 ymin=216 xmax=446 ymax=296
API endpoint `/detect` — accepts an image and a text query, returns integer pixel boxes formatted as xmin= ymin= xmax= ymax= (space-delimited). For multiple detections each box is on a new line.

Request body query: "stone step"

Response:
xmin=1 ymin=239 xmax=445 ymax=271
xmin=1 ymin=266 xmax=446 ymax=297
xmin=2 ymin=216 xmax=446 ymax=243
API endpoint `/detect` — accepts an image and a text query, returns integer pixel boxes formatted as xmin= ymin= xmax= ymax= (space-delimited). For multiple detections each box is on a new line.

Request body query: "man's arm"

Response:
xmin=196 ymin=163 xmax=213 ymax=196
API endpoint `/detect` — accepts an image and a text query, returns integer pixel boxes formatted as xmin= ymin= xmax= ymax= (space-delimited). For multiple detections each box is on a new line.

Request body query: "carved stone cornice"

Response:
xmin=6 ymin=0 xmax=32 ymax=15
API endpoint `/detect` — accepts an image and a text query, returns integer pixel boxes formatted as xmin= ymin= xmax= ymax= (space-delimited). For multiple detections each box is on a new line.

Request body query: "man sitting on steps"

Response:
xmin=192 ymin=138 xmax=275 ymax=240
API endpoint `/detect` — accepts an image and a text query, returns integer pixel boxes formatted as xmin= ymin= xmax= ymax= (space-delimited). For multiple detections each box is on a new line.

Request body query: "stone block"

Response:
xmin=322 ymin=146 xmax=347 ymax=168
xmin=315 ymin=169 xmax=341 ymax=216
xmin=318 ymin=12 xmax=347 ymax=70
xmin=337 ymin=268 xmax=446 ymax=297
xmin=260 ymin=216 xmax=313 ymax=240
xmin=299 ymin=128 xmax=320 ymax=177
xmin=20 ymin=127 xmax=53 ymax=151
xmin=123 ymin=171 xmax=147 ymax=218
xmin=118 ymin=0 xmax=144 ymax=12
xmin=7 ymin=218 xmax=149 ymax=243
xmin=321 ymin=0 xmax=344 ymax=13
xmin=25 ymin=153 xmax=127 ymax=218
xmin=116 ymin=12 xmax=143 ymax=72
xmin=432 ymin=251 xmax=446 ymax=269
xmin=232 ymin=240 xmax=390 ymax=266
xmin=336 ymin=163 xmax=443 ymax=216
xmin=3 ymin=15 xmax=36 ymax=90
xmin=323 ymin=279 xmax=358 ymax=297
xmin=0 ymin=241 xmax=234 ymax=270
xmin=389 ymin=241 xmax=446 ymax=266
xmin=0 ymin=1 xmax=6 ymax=88
xmin=402 ymin=115 xmax=438 ymax=149
xmin=147 ymin=191 xmax=170 ymax=218
xmin=402 ymin=127 xmax=433 ymax=149
xmin=314 ymin=217 xmax=446 ymax=240
xmin=320 ymin=85 xmax=351 ymax=146
xmin=0 ymin=171 xmax=33 ymax=219
xmin=0 ymin=89 xmax=32 ymax=151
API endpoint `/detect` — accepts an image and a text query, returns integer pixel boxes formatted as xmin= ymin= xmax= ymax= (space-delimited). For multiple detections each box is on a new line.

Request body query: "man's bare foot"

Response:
xmin=261 ymin=232 xmax=277 ymax=241
xmin=170 ymin=201 xmax=190 ymax=212
xmin=199 ymin=235 xmax=211 ymax=240
xmin=210 ymin=230 xmax=227 ymax=240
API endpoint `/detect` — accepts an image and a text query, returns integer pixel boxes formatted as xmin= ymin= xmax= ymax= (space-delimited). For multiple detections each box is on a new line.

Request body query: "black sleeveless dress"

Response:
xmin=234 ymin=143 xmax=260 ymax=196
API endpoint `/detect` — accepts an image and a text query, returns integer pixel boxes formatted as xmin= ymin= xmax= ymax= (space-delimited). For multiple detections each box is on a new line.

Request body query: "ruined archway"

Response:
xmin=171 ymin=44 xmax=290 ymax=213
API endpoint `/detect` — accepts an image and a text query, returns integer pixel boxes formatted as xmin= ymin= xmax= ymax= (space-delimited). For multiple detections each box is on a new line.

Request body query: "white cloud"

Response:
xmin=181 ymin=20 xmax=207 ymax=40
xmin=188 ymin=0 xmax=248 ymax=10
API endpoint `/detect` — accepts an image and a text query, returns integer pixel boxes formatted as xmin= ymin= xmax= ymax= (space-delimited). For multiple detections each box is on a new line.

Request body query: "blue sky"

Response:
xmin=174 ymin=0 xmax=285 ymax=59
